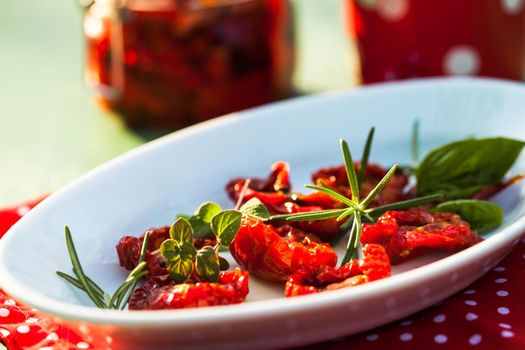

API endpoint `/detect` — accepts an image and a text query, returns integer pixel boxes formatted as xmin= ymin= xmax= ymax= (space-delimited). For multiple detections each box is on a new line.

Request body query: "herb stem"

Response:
xmin=63 ymin=226 xmax=106 ymax=308
xmin=358 ymin=128 xmax=375 ymax=189
xmin=367 ymin=193 xmax=443 ymax=217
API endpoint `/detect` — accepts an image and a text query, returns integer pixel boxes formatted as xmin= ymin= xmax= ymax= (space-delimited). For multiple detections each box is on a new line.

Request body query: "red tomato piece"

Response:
xmin=128 ymin=268 xmax=249 ymax=310
xmin=230 ymin=215 xmax=338 ymax=281
xmin=361 ymin=210 xmax=482 ymax=264
xmin=225 ymin=161 xmax=291 ymax=204
xmin=116 ymin=226 xmax=170 ymax=270
xmin=285 ymin=244 xmax=391 ymax=297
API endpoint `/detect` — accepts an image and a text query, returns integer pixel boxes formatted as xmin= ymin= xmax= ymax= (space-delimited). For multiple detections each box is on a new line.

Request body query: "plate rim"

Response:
xmin=1 ymin=76 xmax=525 ymax=326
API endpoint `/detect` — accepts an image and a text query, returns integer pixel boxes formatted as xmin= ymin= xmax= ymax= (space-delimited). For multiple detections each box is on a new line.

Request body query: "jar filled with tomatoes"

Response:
xmin=82 ymin=0 xmax=295 ymax=128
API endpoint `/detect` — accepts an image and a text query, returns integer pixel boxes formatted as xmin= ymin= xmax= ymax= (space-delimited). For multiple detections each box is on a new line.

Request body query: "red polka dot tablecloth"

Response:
xmin=347 ymin=0 xmax=525 ymax=83
xmin=0 ymin=197 xmax=524 ymax=350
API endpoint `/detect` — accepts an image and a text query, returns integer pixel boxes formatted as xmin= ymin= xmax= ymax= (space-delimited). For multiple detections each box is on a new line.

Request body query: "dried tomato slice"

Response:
xmin=361 ymin=209 xmax=482 ymax=264
xmin=284 ymin=244 xmax=391 ymax=297
xmin=128 ymin=268 xmax=249 ymax=310
xmin=116 ymin=226 xmax=216 ymax=275
xmin=229 ymin=215 xmax=338 ymax=281
xmin=225 ymin=161 xmax=291 ymax=204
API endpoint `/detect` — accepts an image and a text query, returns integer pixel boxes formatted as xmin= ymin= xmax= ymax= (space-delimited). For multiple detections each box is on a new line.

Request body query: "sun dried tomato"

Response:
xmin=311 ymin=162 xmax=409 ymax=207
xmin=285 ymin=244 xmax=391 ymax=297
xmin=225 ymin=161 xmax=291 ymax=204
xmin=116 ymin=226 xmax=216 ymax=274
xmin=361 ymin=210 xmax=482 ymax=264
xmin=128 ymin=268 xmax=249 ymax=310
xmin=116 ymin=226 xmax=170 ymax=270
xmin=226 ymin=162 xmax=347 ymax=241
xmin=229 ymin=215 xmax=337 ymax=281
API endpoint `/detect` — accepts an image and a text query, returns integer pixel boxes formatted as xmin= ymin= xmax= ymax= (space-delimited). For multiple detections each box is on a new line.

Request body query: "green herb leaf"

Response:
xmin=416 ymin=137 xmax=525 ymax=199
xmin=359 ymin=164 xmax=399 ymax=208
xmin=431 ymin=199 xmax=503 ymax=233
xmin=412 ymin=119 xmax=420 ymax=167
xmin=195 ymin=246 xmax=220 ymax=282
xmin=358 ymin=127 xmax=375 ymax=189
xmin=341 ymin=139 xmax=360 ymax=202
xmin=169 ymin=217 xmax=193 ymax=243
xmin=239 ymin=198 xmax=270 ymax=219
xmin=211 ymin=210 xmax=242 ymax=246
xmin=304 ymin=184 xmax=355 ymax=207
xmin=164 ymin=241 xmax=197 ymax=283
xmin=189 ymin=202 xmax=222 ymax=239
xmin=269 ymin=208 xmax=347 ymax=222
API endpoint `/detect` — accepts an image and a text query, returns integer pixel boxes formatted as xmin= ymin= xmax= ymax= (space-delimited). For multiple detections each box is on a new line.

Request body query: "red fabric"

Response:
xmin=0 ymin=198 xmax=524 ymax=349
xmin=347 ymin=0 xmax=525 ymax=83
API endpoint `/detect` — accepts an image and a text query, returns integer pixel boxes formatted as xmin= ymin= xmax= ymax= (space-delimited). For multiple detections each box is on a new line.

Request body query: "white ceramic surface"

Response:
xmin=1 ymin=78 xmax=525 ymax=350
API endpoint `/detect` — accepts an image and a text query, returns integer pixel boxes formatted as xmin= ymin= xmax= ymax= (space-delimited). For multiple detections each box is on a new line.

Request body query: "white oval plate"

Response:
xmin=1 ymin=78 xmax=525 ymax=350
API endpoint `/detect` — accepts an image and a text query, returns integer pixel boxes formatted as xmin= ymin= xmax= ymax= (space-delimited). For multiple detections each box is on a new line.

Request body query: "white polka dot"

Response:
xmin=4 ymin=300 xmax=15 ymax=306
xmin=385 ymin=297 xmax=397 ymax=308
xmin=443 ymin=46 xmax=481 ymax=76
xmin=26 ymin=317 xmax=38 ymax=323
xmin=469 ymin=334 xmax=482 ymax=346
xmin=384 ymin=70 xmax=397 ymax=81
xmin=39 ymin=347 xmax=54 ymax=350
xmin=0 ymin=308 xmax=9 ymax=317
xmin=433 ymin=314 xmax=446 ymax=323
xmin=495 ymin=278 xmax=507 ymax=284
xmin=499 ymin=323 xmax=512 ymax=329
xmin=498 ymin=307 xmax=510 ymax=315
xmin=494 ymin=266 xmax=506 ymax=272
xmin=466 ymin=313 xmax=478 ymax=321
xmin=0 ymin=329 xmax=10 ymax=337
xmin=286 ymin=319 xmax=298 ymax=329
xmin=465 ymin=300 xmax=477 ymax=306
xmin=17 ymin=325 xmax=29 ymax=334
xmin=77 ymin=342 xmax=90 ymax=349
xmin=464 ymin=289 xmax=476 ymax=295
xmin=106 ymin=335 xmax=113 ymax=344
xmin=46 ymin=332 xmax=59 ymax=341
xmin=434 ymin=334 xmax=448 ymax=344
xmin=376 ymin=0 xmax=409 ymax=21
xmin=450 ymin=272 xmax=459 ymax=282
xmin=419 ymin=287 xmax=431 ymax=298
xmin=501 ymin=0 xmax=523 ymax=14
xmin=501 ymin=330 xmax=515 ymax=338
xmin=400 ymin=320 xmax=413 ymax=326
xmin=497 ymin=290 xmax=509 ymax=297
xmin=366 ymin=333 xmax=379 ymax=341
xmin=16 ymin=206 xmax=30 ymax=216
xmin=400 ymin=332 xmax=413 ymax=341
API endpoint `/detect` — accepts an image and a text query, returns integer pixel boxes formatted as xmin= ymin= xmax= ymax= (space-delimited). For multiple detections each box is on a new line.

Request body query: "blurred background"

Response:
xmin=2 ymin=0 xmax=524 ymax=205
xmin=0 ymin=0 xmax=355 ymax=205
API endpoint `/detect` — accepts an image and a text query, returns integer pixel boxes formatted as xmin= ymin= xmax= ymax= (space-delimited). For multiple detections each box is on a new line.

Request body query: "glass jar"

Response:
xmin=83 ymin=0 xmax=295 ymax=128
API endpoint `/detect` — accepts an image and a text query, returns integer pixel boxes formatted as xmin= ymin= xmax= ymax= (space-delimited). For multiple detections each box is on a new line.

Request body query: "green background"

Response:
xmin=0 ymin=0 xmax=357 ymax=206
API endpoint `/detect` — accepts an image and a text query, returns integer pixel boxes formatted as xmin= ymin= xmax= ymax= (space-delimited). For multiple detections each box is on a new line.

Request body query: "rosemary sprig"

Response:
xmin=268 ymin=131 xmax=442 ymax=265
xmin=57 ymin=227 xmax=150 ymax=309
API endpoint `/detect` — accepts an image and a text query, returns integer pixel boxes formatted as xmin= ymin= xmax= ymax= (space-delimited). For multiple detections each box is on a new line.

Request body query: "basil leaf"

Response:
xmin=164 ymin=241 xmax=197 ymax=283
xmin=169 ymin=217 xmax=193 ymax=243
xmin=189 ymin=202 xmax=222 ymax=239
xmin=211 ymin=210 xmax=242 ymax=246
xmin=195 ymin=246 xmax=220 ymax=282
xmin=417 ymin=137 xmax=525 ymax=199
xmin=431 ymin=199 xmax=503 ymax=233
xmin=239 ymin=198 xmax=270 ymax=219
